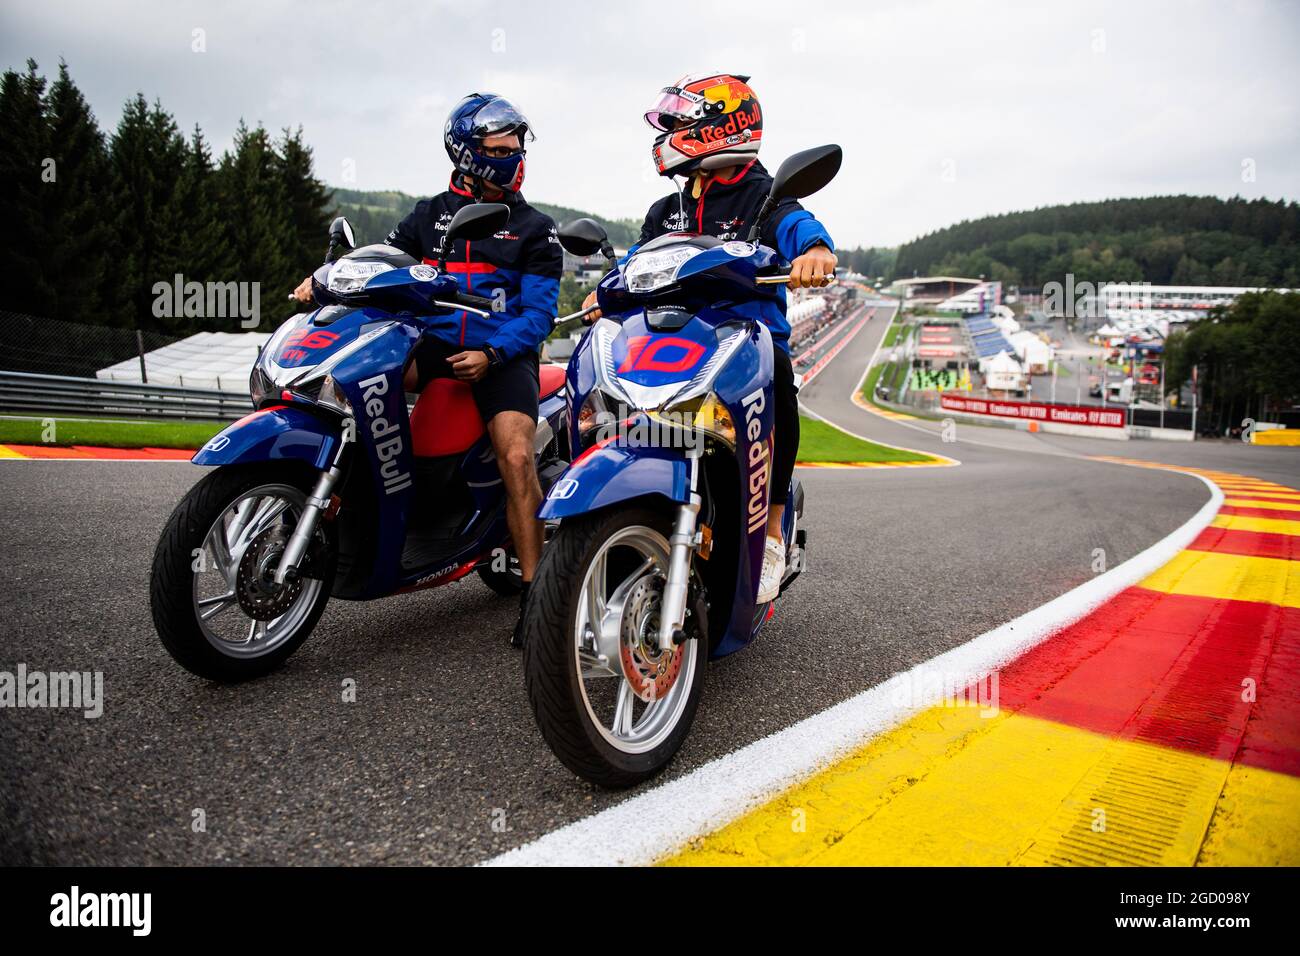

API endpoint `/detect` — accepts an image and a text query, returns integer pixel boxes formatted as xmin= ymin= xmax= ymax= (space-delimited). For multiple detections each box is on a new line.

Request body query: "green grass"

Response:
xmin=0 ymin=415 xmax=225 ymax=449
xmin=881 ymin=318 xmax=906 ymax=347
xmin=889 ymin=361 xmax=910 ymax=391
xmin=859 ymin=365 xmax=947 ymax=424
xmin=796 ymin=414 xmax=933 ymax=463
xmin=862 ymin=361 xmax=897 ymax=406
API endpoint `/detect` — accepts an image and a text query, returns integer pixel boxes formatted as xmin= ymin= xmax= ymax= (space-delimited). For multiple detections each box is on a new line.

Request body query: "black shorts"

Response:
xmin=412 ymin=338 xmax=540 ymax=422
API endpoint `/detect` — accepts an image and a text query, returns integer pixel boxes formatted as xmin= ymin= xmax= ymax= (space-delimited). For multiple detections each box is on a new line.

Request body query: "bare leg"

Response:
xmin=765 ymin=503 xmax=785 ymax=540
xmin=402 ymin=360 xmax=420 ymax=393
xmin=487 ymin=411 xmax=544 ymax=581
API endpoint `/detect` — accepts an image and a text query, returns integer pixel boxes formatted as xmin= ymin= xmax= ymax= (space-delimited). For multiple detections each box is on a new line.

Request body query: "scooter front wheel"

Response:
xmin=522 ymin=506 xmax=706 ymax=789
xmin=150 ymin=463 xmax=335 ymax=682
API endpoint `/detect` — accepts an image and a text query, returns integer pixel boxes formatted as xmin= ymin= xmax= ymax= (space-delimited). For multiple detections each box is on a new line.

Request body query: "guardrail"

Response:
xmin=0 ymin=370 xmax=252 ymax=421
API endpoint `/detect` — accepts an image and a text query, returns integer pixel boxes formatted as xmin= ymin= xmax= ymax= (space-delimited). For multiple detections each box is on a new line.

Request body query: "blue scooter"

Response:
xmin=521 ymin=145 xmax=842 ymax=787
xmin=151 ymin=203 xmax=570 ymax=682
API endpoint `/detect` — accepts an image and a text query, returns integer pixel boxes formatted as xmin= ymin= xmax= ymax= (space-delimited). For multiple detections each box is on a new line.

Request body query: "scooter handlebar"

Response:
xmin=453 ymin=291 xmax=497 ymax=311
xmin=755 ymin=274 xmax=839 ymax=287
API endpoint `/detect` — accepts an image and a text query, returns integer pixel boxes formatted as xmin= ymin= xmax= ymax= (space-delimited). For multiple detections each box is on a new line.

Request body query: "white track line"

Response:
xmin=487 ymin=468 xmax=1222 ymax=867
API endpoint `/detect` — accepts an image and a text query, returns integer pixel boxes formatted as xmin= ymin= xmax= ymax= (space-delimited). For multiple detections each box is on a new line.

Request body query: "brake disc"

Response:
xmin=619 ymin=574 xmax=684 ymax=702
xmin=236 ymin=526 xmax=303 ymax=621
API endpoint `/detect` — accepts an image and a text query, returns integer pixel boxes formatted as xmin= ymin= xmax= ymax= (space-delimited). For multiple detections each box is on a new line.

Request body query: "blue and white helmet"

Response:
xmin=444 ymin=93 xmax=533 ymax=193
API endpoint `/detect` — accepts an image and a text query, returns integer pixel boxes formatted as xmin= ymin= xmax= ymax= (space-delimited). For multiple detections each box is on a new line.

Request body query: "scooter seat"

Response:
xmin=539 ymin=363 xmax=566 ymax=399
xmin=410 ymin=379 xmax=486 ymax=458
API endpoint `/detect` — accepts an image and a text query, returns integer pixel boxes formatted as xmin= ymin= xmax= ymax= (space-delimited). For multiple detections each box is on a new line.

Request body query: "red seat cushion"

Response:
xmin=410 ymin=379 xmax=485 ymax=458
xmin=539 ymin=363 xmax=566 ymax=398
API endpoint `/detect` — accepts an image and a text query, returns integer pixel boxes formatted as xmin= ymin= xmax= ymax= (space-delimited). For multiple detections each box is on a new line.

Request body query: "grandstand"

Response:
xmin=1100 ymin=283 xmax=1294 ymax=313
xmin=890 ymin=275 xmax=982 ymax=306
xmin=938 ymin=281 xmax=1002 ymax=315
xmin=964 ymin=314 xmax=1015 ymax=360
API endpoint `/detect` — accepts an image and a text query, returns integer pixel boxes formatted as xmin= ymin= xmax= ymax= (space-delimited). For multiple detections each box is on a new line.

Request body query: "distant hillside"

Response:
xmin=893 ymin=195 xmax=1300 ymax=288
xmin=332 ymin=187 xmax=641 ymax=248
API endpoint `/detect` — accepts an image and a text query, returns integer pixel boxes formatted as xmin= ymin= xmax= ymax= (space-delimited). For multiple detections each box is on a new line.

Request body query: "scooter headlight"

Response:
xmin=648 ymin=392 xmax=736 ymax=448
xmin=623 ymin=246 xmax=697 ymax=293
xmin=249 ymin=365 xmax=275 ymax=406
xmin=315 ymin=374 xmax=352 ymax=415
xmin=577 ymin=388 xmax=621 ymax=448
xmin=327 ymin=259 xmax=395 ymax=294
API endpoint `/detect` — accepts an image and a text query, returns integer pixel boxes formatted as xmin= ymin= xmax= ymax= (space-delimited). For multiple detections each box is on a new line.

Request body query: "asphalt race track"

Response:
xmin=1 ymin=301 xmax=1294 ymax=865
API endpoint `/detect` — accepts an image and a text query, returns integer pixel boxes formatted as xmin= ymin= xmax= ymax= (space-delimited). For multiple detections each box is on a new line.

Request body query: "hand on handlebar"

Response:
xmin=580 ymin=290 xmax=601 ymax=324
xmin=290 ymin=276 xmax=314 ymax=303
xmin=787 ymin=244 xmax=838 ymax=289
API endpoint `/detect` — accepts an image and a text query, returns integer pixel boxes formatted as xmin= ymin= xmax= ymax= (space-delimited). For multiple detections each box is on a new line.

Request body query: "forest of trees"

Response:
xmin=837 ymin=246 xmax=897 ymax=282
xmin=0 ymin=59 xmax=332 ymax=335
xmin=333 ymin=187 xmax=643 ymax=250
xmin=1164 ymin=291 xmax=1300 ymax=431
xmin=890 ymin=196 xmax=1300 ymax=289
xmin=0 ymin=59 xmax=655 ymax=337
xmin=6 ymin=54 xmax=1300 ymax=361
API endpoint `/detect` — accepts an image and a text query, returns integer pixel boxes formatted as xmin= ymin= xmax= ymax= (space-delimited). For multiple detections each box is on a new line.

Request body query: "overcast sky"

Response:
xmin=3 ymin=0 xmax=1298 ymax=247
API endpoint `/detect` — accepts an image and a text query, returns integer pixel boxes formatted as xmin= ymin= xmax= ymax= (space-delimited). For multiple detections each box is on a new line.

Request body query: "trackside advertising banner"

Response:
xmin=940 ymin=393 xmax=1126 ymax=428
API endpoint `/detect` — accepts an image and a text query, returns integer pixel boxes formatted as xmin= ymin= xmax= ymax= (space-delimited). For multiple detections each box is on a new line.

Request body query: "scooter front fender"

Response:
xmin=192 ymin=404 xmax=338 ymax=470
xmin=538 ymin=444 xmax=691 ymax=520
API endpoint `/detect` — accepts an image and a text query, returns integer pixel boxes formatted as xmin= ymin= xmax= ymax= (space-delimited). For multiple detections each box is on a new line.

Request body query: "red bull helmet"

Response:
xmin=645 ymin=72 xmax=762 ymax=177
xmin=444 ymin=93 xmax=534 ymax=193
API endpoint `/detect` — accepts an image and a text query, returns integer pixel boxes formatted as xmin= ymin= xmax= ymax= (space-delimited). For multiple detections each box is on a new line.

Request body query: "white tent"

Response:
xmin=992 ymin=314 xmax=1021 ymax=335
xmin=1009 ymin=330 xmax=1054 ymax=374
xmin=981 ymin=350 xmax=1026 ymax=391
xmin=97 ymin=330 xmax=272 ymax=392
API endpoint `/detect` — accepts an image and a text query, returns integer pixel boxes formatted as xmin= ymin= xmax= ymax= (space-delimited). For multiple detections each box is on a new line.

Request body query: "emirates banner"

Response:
xmin=940 ymin=394 xmax=1126 ymax=428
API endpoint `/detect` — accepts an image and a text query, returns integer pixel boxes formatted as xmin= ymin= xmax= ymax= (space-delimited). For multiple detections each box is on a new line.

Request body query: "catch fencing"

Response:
xmin=0 ymin=370 xmax=251 ymax=421
xmin=0 ymin=311 xmax=186 ymax=379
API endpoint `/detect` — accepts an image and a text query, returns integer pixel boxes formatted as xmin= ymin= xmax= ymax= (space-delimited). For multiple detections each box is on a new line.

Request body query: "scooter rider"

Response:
xmin=582 ymin=73 xmax=837 ymax=603
xmin=292 ymin=93 xmax=562 ymax=645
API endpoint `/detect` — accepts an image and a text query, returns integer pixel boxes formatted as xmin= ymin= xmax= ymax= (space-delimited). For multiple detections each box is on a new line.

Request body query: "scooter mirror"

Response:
xmin=558 ymin=218 xmax=616 ymax=261
xmin=327 ymin=216 xmax=356 ymax=262
xmin=747 ymin=144 xmax=843 ymax=242
xmin=769 ymin=144 xmax=843 ymax=201
xmin=445 ymin=202 xmax=511 ymax=244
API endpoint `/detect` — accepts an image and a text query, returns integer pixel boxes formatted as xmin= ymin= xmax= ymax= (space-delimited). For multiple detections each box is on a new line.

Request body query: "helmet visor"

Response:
xmin=471 ymin=98 xmax=534 ymax=145
xmin=644 ymin=88 xmax=703 ymax=131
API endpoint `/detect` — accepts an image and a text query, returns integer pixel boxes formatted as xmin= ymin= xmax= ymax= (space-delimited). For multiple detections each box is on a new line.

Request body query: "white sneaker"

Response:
xmin=756 ymin=535 xmax=785 ymax=604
